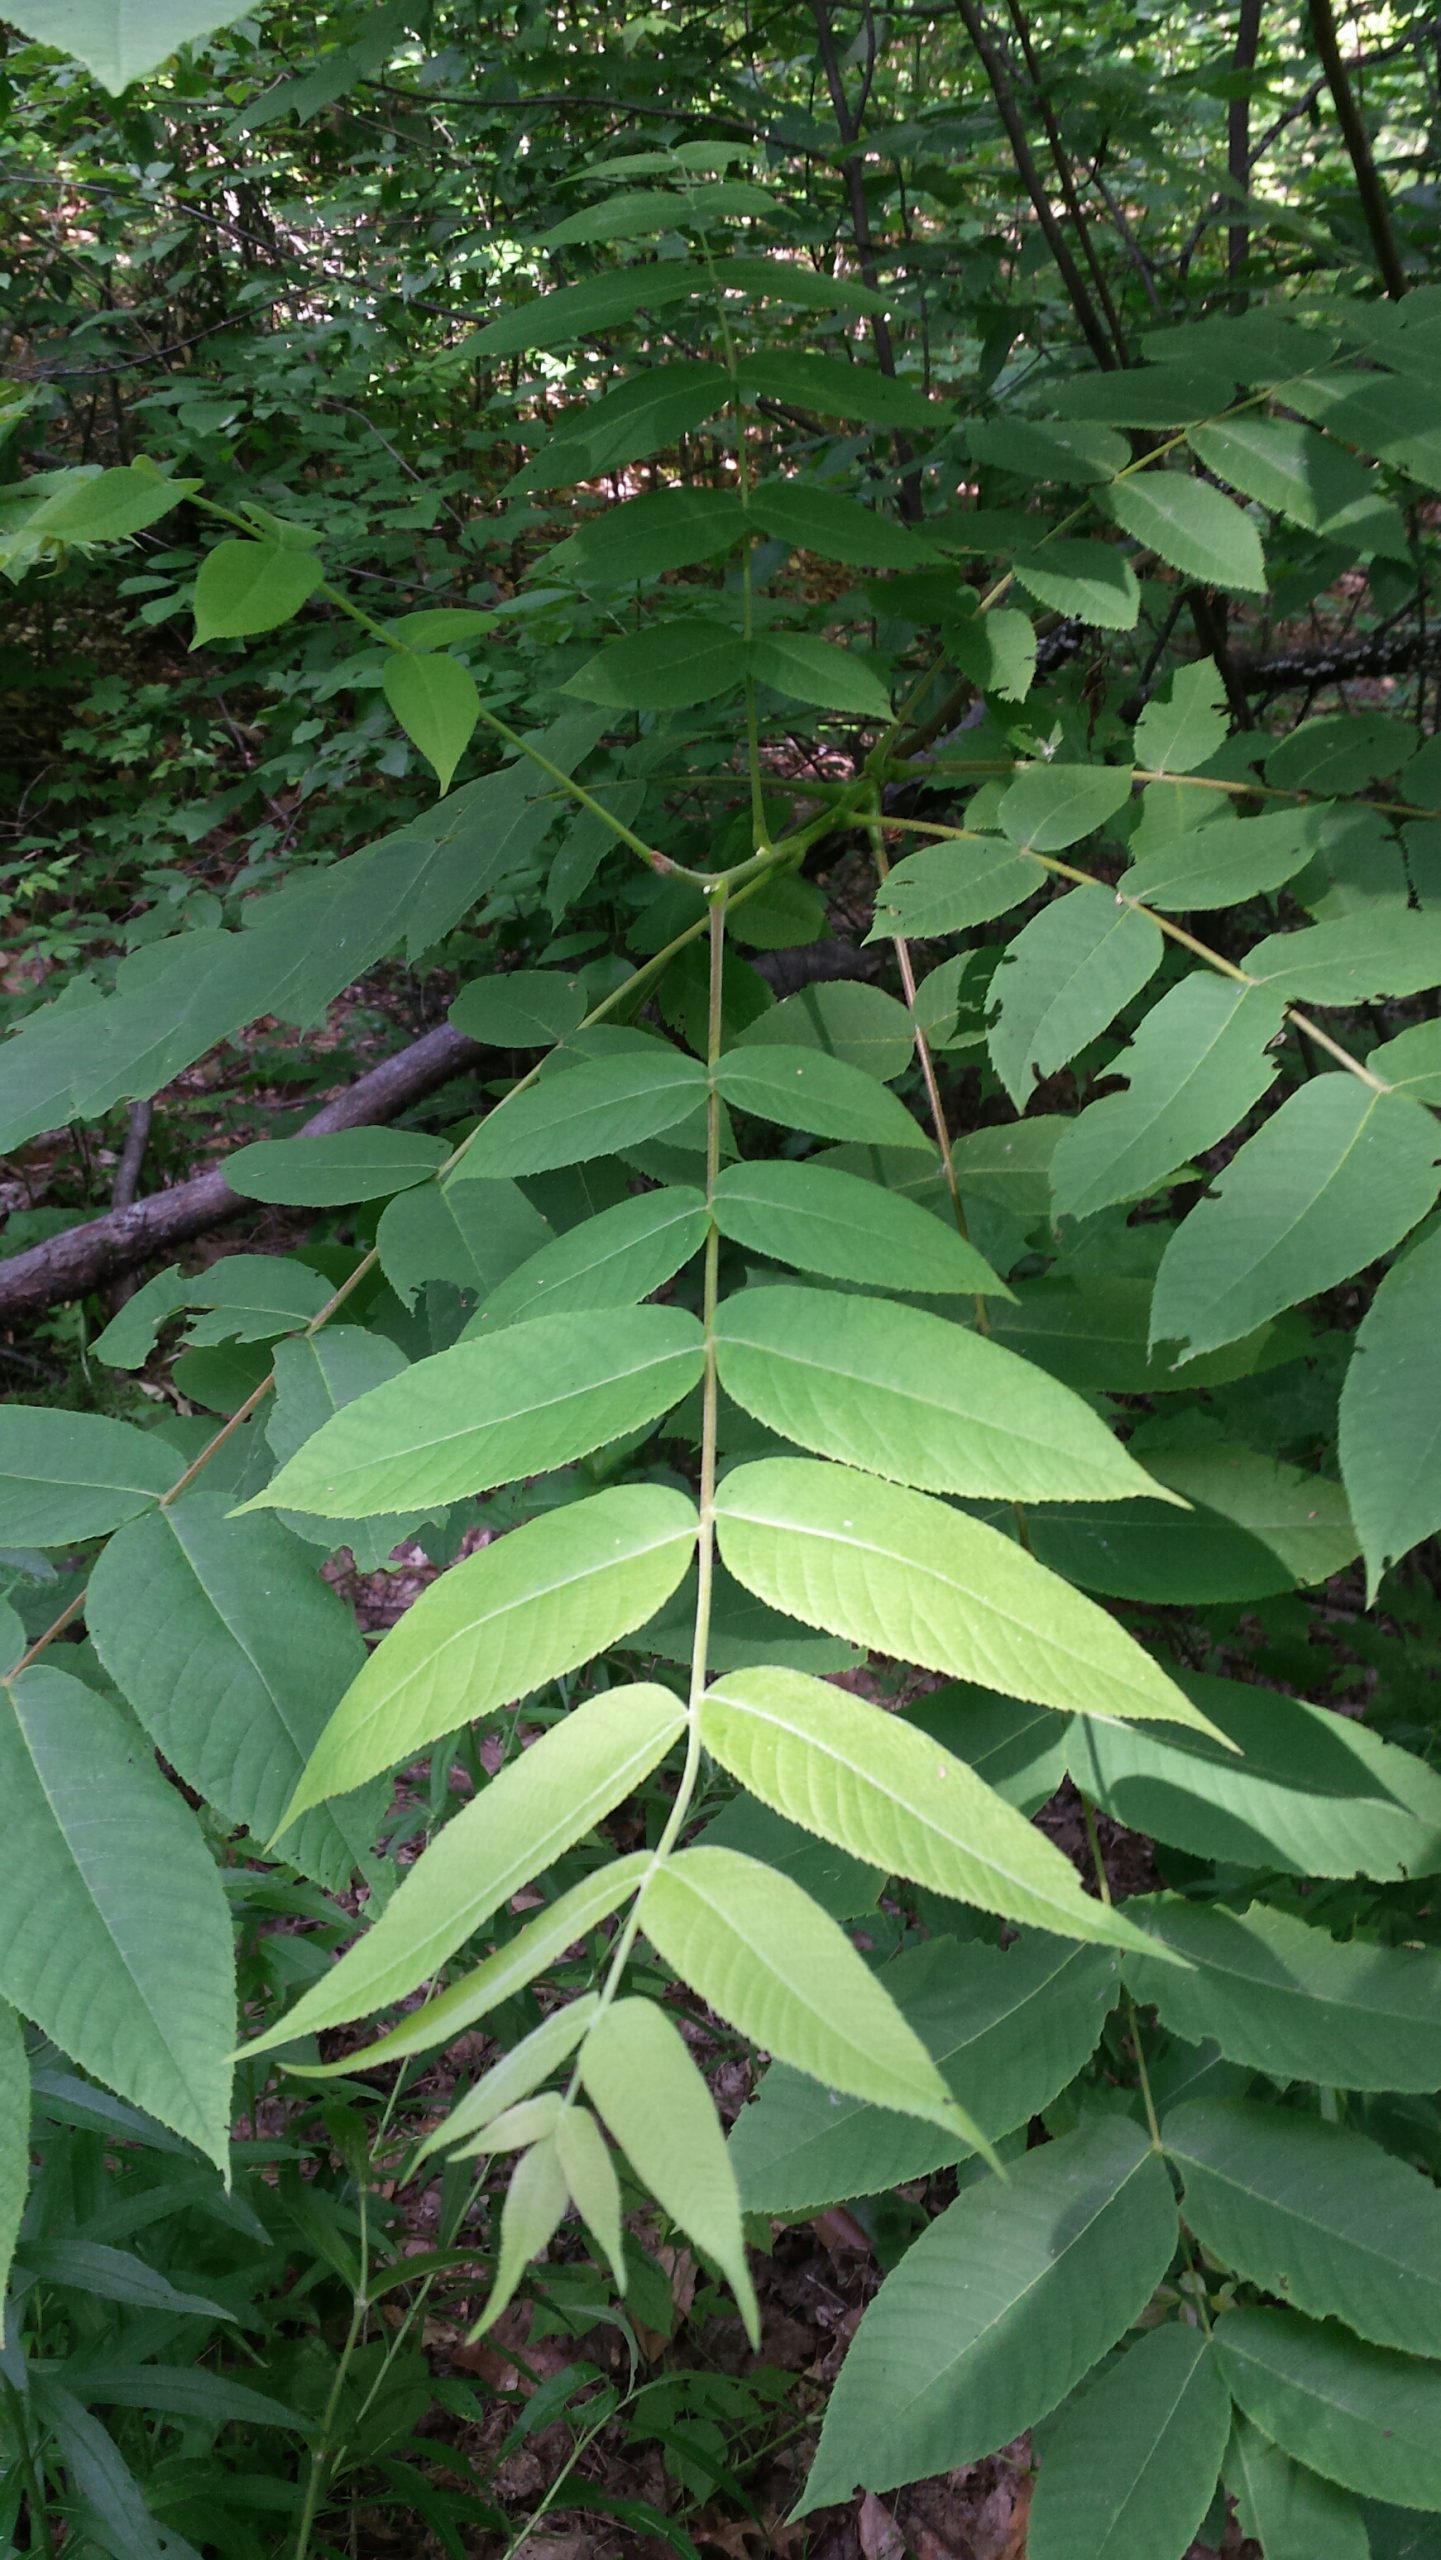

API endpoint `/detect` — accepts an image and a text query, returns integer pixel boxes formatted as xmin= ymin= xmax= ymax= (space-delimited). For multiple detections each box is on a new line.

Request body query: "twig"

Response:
xmin=952 ymin=0 xmax=1119 ymax=372
xmin=1306 ymin=0 xmax=1409 ymax=298
xmin=1229 ymin=0 xmax=1263 ymax=297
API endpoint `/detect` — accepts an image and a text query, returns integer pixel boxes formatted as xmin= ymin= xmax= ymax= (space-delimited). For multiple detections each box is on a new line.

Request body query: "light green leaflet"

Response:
xmin=450 ymin=968 xmax=586 ymax=1048
xmin=421 ymin=1999 xmax=599 ymax=2162
xmin=1123 ymin=808 xmax=1325 ymax=910
xmin=554 ymin=2106 xmax=626 ymax=2291
xmin=1215 ymin=2308 xmax=1441 ymax=2509
xmin=713 ymin=1283 xmax=1169 ymax=1506
xmin=868 ymin=838 xmax=1041 ymax=940
xmin=280 ymin=1484 xmax=698 ymax=1819
xmin=801 ymin=2119 xmax=1179 ymax=2508
xmin=641 ymin=1845 xmax=985 ymax=2147
xmin=1226 ymin=2417 xmax=1368 ymax=2560
xmin=458 ymin=1048 xmax=707 ymax=1178
xmin=0 ymin=2002 xmax=29 ymax=2308
xmin=1143 ymin=1441 xmax=1358 ymax=1585
xmin=1190 ymin=414 xmax=1391 ymax=536
xmin=996 ymin=763 xmax=1133 ymax=852
xmin=244 ymin=1306 xmax=704 ymax=1517
xmin=730 ymin=1933 xmax=1118 ymax=2213
xmin=474 ymin=2139 xmax=569 ymax=2338
xmin=1131 ymin=656 xmax=1229 ymax=774
xmin=1338 ymin=1226 xmax=1441 ymax=1593
xmin=711 ymin=1158 xmax=1006 ymax=1296
xmin=713 ymin=1458 xmax=1210 ymax=1736
xmin=377 ymin=1174 xmax=554 ymax=1306
xmin=465 ymin=1186 xmax=708 ymax=1333
xmin=567 ymin=617 xmax=743 ymax=711
xmin=747 ymin=478 xmax=931 ymax=568
xmin=735 ymin=349 xmax=938 ymax=430
xmin=581 ymin=1997 xmax=760 ymax=2347
xmin=1013 ymin=541 xmax=1141 ymax=630
xmin=701 ymin=1667 xmax=1149 ymax=1951
xmin=987 ymin=888 xmax=1164 ymax=1110
xmin=244 ymin=1684 xmax=685 ymax=2052
xmin=0 ymin=1406 xmax=172 ymax=1547
xmin=732 ymin=979 xmax=915 ymax=1079
xmin=0 ymin=1666 xmax=234 ymax=2166
xmin=1106 ymin=468 xmax=1267 ymax=592
xmin=87 ymin=1496 xmax=378 ymax=1893
xmin=264 ymin=1327 xmax=420 ymax=1571
xmin=294 ymin=1857 xmax=650 ymax=2077
xmin=225 ymin=1128 xmax=450 ymax=1205
xmin=1070 ymin=1667 xmax=1441 ymax=1881
xmin=1123 ymin=1897 xmax=1441 ymax=2091
xmin=193 ymin=538 xmax=324 ymax=641
xmin=12 ymin=461 xmax=193 ymax=542
xmin=1164 ymin=2099 xmax=1441 ymax=2355
xmin=1050 ymin=977 xmax=1284 ymax=1222
xmin=1151 ymin=1078 xmax=1441 ymax=1360
xmin=1028 ymin=2328 xmax=1231 ymax=2560
xmin=511 ymin=364 xmax=730 ymax=493
xmin=1367 ymin=1017 xmax=1441 ymax=1099
xmin=712 ymin=1043 xmax=929 ymax=1149
xmin=757 ymin=632 xmax=900 ymax=716
xmin=470 ymin=261 xmax=709 ymax=356
xmin=1246 ymin=909 xmax=1441 ymax=1002
xmin=540 ymin=484 xmax=742 ymax=581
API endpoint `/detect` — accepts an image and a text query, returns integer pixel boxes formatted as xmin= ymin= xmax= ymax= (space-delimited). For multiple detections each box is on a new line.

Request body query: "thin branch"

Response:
xmin=1229 ymin=0 xmax=1263 ymax=296
xmin=1002 ymin=0 xmax=1130 ymax=363
xmin=1306 ymin=0 xmax=1409 ymax=297
xmin=952 ymin=0 xmax=1119 ymax=371
xmin=809 ymin=0 xmax=924 ymax=517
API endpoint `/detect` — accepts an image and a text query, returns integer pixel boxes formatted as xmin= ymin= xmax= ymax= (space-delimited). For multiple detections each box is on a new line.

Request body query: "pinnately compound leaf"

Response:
xmin=801 ymin=2118 xmax=1178 ymax=2507
xmin=243 ymin=1685 xmax=685 ymax=2051
xmin=713 ymin=1458 xmax=1211 ymax=1736
xmin=280 ymin=1485 xmax=698 ymax=1819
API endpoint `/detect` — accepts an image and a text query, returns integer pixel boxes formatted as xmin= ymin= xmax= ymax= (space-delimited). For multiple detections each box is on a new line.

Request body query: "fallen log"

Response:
xmin=0 ymin=1021 xmax=483 ymax=1321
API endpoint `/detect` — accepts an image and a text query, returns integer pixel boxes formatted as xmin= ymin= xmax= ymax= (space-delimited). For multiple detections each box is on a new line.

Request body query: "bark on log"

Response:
xmin=0 ymin=1021 xmax=483 ymax=1321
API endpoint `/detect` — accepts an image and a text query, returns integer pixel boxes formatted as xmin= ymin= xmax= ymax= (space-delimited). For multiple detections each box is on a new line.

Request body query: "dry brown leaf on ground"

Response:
xmin=857 ymin=2490 xmax=906 ymax=2559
